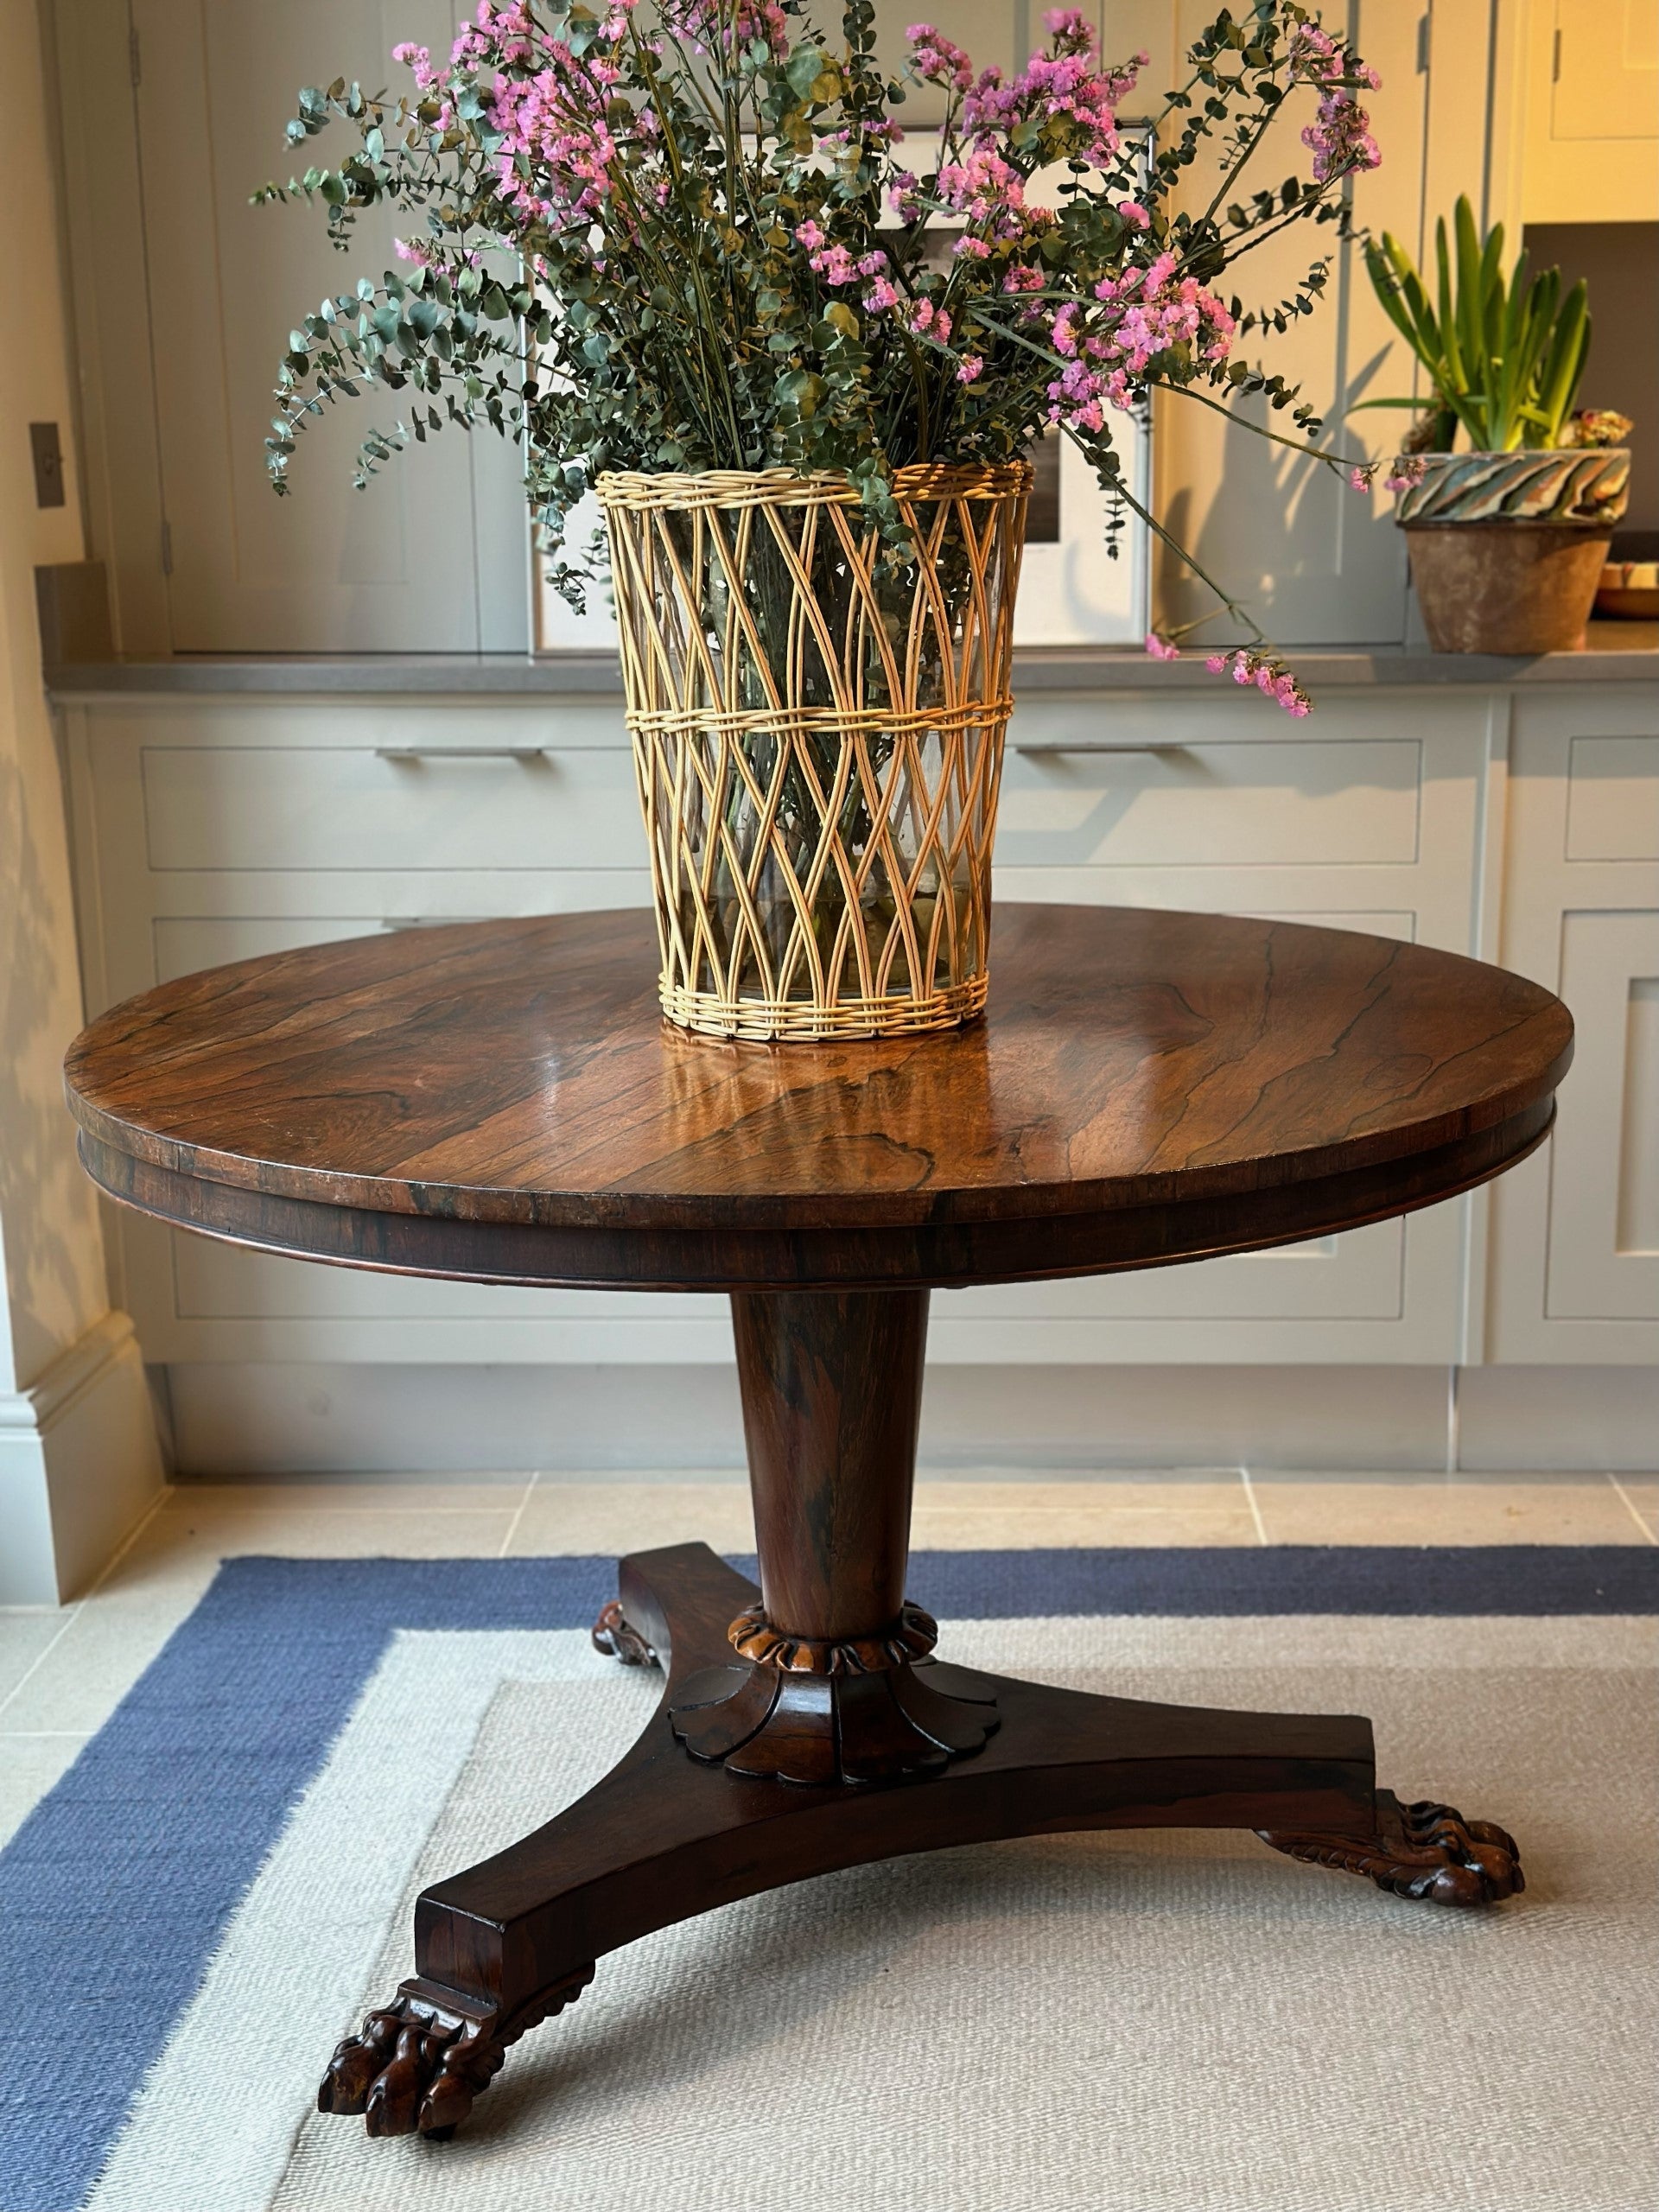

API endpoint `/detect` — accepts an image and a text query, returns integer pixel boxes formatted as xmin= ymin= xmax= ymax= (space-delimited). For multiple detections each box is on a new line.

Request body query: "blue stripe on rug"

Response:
xmin=1 ymin=1544 xmax=1655 ymax=2211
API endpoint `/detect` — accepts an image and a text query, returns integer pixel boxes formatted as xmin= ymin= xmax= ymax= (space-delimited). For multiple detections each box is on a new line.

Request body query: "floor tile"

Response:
xmin=3 ymin=1503 xmax=513 ymax=1735
xmin=0 ymin=1614 xmax=70 ymax=1707
xmin=917 ymin=1466 xmax=1247 ymax=1487
xmin=1250 ymin=1472 xmax=1648 ymax=1546
xmin=912 ymin=1479 xmax=1255 ymax=1549
xmin=0 ymin=1576 xmax=219 ymax=1734
xmin=135 ymin=1502 xmax=521 ymax=1561
xmin=506 ymin=1484 xmax=757 ymax=1556
xmin=167 ymin=1478 xmax=532 ymax=1514
xmin=919 ymin=1478 xmax=1246 ymax=1513
xmin=0 ymin=1732 xmax=90 ymax=1850
xmin=909 ymin=1501 xmax=1261 ymax=1548
xmin=1611 ymin=1478 xmax=1659 ymax=1542
xmin=504 ymin=1478 xmax=1257 ymax=1556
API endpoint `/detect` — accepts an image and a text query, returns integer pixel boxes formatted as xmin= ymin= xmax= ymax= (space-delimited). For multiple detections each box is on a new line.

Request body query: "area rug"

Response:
xmin=2 ymin=1549 xmax=1656 ymax=2212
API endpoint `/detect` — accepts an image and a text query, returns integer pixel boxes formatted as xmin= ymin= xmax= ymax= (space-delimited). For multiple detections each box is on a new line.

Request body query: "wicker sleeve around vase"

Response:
xmin=598 ymin=462 xmax=1030 ymax=1041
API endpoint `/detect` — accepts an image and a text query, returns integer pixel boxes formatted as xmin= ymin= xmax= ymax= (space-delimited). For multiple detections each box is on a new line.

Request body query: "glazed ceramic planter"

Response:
xmin=1395 ymin=448 xmax=1630 ymax=653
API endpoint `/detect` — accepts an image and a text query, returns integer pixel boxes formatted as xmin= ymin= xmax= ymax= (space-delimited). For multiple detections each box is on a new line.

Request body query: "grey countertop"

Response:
xmin=46 ymin=623 xmax=1659 ymax=698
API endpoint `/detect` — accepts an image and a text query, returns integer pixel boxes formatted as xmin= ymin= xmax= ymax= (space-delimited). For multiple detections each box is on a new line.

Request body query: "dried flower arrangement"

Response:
xmin=258 ymin=2 xmax=1385 ymax=715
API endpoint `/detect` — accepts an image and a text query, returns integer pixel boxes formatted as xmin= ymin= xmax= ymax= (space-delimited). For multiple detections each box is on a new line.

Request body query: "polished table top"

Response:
xmin=63 ymin=904 xmax=1573 ymax=1291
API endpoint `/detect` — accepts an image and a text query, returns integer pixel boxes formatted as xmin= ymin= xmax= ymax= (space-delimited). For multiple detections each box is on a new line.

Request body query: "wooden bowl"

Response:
xmin=1596 ymin=561 xmax=1659 ymax=619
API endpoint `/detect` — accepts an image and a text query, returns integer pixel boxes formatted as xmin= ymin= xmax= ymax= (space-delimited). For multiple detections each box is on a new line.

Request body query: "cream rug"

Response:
xmin=88 ymin=1613 xmax=1650 ymax=2212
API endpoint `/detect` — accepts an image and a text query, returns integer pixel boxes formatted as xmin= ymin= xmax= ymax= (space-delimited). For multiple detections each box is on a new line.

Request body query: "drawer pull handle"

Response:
xmin=1013 ymin=741 xmax=1192 ymax=757
xmin=374 ymin=746 xmax=551 ymax=762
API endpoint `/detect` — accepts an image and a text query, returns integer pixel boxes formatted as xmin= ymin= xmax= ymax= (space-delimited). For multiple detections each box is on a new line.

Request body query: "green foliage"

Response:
xmin=1357 ymin=195 xmax=1591 ymax=452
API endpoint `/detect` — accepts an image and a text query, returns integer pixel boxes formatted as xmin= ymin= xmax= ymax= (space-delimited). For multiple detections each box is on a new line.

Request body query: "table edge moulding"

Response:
xmin=61 ymin=902 xmax=1572 ymax=2142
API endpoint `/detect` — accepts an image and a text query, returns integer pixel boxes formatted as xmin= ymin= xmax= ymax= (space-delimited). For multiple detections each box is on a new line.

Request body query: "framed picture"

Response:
xmin=533 ymin=134 xmax=1152 ymax=652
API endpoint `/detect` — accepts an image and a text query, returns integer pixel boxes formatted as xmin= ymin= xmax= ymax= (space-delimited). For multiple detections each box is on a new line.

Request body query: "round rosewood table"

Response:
xmin=64 ymin=903 xmax=1573 ymax=2141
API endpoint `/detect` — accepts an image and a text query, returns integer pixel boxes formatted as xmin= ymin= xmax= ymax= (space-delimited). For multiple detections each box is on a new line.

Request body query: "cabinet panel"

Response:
xmin=1545 ymin=911 xmax=1659 ymax=1320
xmin=1148 ymin=3 xmax=1428 ymax=647
xmin=1487 ymin=689 xmax=1659 ymax=1363
xmin=130 ymin=0 xmax=529 ymax=651
xmin=1566 ymin=737 xmax=1659 ymax=861
xmin=1522 ymin=0 xmax=1659 ymax=222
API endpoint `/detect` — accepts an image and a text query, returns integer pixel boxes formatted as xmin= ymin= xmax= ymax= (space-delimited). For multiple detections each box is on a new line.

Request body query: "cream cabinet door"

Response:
xmin=130 ymin=1 xmax=528 ymax=651
xmin=1488 ymin=694 xmax=1659 ymax=1363
xmin=1522 ymin=0 xmax=1659 ymax=223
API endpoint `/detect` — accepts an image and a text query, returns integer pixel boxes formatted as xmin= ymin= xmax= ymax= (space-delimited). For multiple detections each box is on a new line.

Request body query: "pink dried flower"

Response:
xmin=937 ymin=149 xmax=1028 ymax=236
xmin=888 ymin=171 xmax=924 ymax=221
xmin=1144 ymin=632 xmax=1180 ymax=660
xmin=1042 ymin=10 xmax=1095 ymax=49
xmin=1348 ymin=466 xmax=1372 ymax=493
xmin=1116 ymin=200 xmax=1150 ymax=228
xmin=957 ymin=354 xmax=985 ymax=384
xmin=1385 ymin=454 xmax=1429 ymax=492
xmin=1205 ymin=646 xmax=1312 ymax=715
xmin=906 ymin=23 xmax=975 ymax=94
xmin=1303 ymin=90 xmax=1380 ymax=182
xmin=811 ymin=244 xmax=861 ymax=285
xmin=963 ymin=30 xmax=1141 ymax=165
xmin=1043 ymin=252 xmax=1236 ymax=429
xmin=906 ymin=296 xmax=952 ymax=342
xmin=1289 ymin=23 xmax=1382 ymax=182
xmin=392 ymin=41 xmax=436 ymax=89
xmin=668 ymin=1 xmax=786 ymax=61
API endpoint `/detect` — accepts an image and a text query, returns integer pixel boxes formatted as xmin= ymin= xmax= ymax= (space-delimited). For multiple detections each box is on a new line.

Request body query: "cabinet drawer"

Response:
xmin=143 ymin=743 xmax=645 ymax=872
xmin=997 ymin=730 xmax=1421 ymax=868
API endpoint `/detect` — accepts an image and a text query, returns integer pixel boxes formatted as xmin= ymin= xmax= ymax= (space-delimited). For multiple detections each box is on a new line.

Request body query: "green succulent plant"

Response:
xmin=1356 ymin=194 xmax=1590 ymax=454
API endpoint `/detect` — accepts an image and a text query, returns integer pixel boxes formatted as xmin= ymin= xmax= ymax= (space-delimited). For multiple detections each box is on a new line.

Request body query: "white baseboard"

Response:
xmin=163 ymin=1359 xmax=1659 ymax=1479
xmin=0 ymin=1313 xmax=167 ymax=1603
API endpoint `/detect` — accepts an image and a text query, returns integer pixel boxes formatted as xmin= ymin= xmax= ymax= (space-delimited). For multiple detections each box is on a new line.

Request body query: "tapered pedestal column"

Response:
xmin=667 ymin=1288 xmax=999 ymax=1784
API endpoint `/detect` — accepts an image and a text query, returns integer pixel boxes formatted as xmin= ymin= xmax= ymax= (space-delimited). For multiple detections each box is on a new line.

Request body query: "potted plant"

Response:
xmin=259 ymin=1 xmax=1382 ymax=1039
xmin=1357 ymin=196 xmax=1630 ymax=654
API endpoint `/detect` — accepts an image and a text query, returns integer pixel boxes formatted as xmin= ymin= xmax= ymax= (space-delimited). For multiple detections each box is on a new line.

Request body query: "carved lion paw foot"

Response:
xmin=318 ymin=1968 xmax=594 ymax=2137
xmin=317 ymin=1998 xmax=496 ymax=2138
xmin=592 ymin=1599 xmax=658 ymax=1667
xmin=1257 ymin=1789 xmax=1524 ymax=1908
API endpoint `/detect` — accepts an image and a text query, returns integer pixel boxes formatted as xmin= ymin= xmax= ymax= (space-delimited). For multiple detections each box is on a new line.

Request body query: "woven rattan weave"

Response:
xmin=599 ymin=463 xmax=1030 ymax=1039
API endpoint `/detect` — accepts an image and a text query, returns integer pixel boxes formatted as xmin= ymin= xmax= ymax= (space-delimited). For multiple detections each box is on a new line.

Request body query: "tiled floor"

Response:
xmin=1 ymin=1466 xmax=1653 ymax=1849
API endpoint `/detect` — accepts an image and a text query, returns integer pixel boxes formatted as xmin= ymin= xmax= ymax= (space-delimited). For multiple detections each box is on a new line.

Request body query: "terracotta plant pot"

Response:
xmin=1395 ymin=448 xmax=1630 ymax=654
